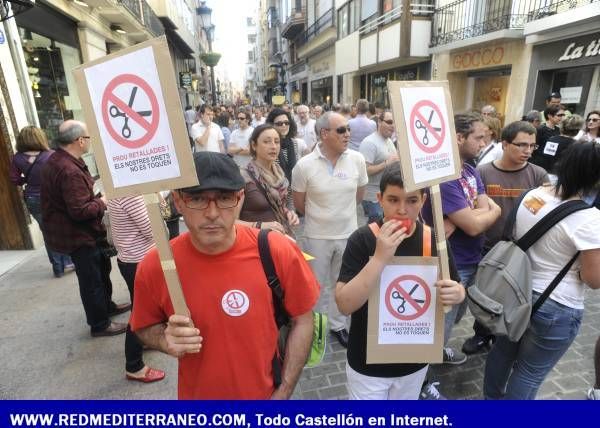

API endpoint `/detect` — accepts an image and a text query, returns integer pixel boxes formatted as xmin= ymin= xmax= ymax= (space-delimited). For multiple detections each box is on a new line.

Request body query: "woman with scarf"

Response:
xmin=239 ymin=125 xmax=299 ymax=236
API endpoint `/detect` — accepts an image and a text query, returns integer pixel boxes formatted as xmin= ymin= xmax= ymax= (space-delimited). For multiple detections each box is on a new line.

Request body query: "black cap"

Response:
xmin=179 ymin=152 xmax=245 ymax=193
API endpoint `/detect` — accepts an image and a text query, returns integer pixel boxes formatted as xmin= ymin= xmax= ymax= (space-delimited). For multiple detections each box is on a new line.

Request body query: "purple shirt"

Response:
xmin=348 ymin=114 xmax=377 ymax=151
xmin=9 ymin=151 xmax=54 ymax=197
xmin=422 ymin=163 xmax=486 ymax=266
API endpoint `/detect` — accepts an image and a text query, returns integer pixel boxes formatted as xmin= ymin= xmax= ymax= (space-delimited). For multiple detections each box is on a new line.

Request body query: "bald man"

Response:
xmin=41 ymin=120 xmax=129 ymax=337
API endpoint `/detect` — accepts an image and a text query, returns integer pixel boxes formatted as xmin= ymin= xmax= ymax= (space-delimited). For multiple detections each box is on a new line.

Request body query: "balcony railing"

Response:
xmin=294 ymin=7 xmax=335 ymax=47
xmin=410 ymin=1 xmax=435 ymax=16
xmin=281 ymin=7 xmax=306 ymax=39
xmin=432 ymin=0 xmax=598 ymax=47
xmin=118 ymin=0 xmax=142 ymax=23
xmin=359 ymin=5 xmax=402 ymax=35
xmin=142 ymin=0 xmax=165 ymax=36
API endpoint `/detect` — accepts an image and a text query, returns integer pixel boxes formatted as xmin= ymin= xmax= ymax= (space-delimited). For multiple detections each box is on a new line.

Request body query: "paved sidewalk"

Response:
xmin=1 ymin=246 xmax=598 ymax=400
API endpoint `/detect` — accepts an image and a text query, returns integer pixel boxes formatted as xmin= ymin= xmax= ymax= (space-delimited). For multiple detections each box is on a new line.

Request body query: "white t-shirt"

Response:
xmin=291 ymin=144 xmax=368 ymax=239
xmin=251 ymin=117 xmax=266 ymax=128
xmin=515 ymin=187 xmax=600 ymax=309
xmin=190 ymin=121 xmax=224 ymax=153
xmin=297 ymin=118 xmax=317 ymax=152
xmin=229 ymin=126 xmax=254 ymax=168
xmin=477 ymin=142 xmax=503 ymax=165
xmin=359 ymin=131 xmax=396 ymax=202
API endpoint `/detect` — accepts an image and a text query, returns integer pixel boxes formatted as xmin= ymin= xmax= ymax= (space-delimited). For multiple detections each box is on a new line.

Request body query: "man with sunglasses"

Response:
xmin=130 ymin=152 xmax=319 ymax=399
xmin=292 ymin=112 xmax=368 ymax=348
xmin=359 ymin=110 xmax=400 ymax=223
xmin=531 ymin=105 xmax=564 ymax=168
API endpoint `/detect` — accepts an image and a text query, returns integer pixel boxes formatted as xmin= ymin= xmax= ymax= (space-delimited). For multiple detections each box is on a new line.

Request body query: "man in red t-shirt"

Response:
xmin=130 ymin=152 xmax=319 ymax=399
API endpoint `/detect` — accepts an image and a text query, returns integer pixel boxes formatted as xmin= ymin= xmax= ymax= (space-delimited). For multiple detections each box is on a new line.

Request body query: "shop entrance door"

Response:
xmin=473 ymin=75 xmax=510 ymax=123
xmin=0 ymin=125 xmax=32 ymax=250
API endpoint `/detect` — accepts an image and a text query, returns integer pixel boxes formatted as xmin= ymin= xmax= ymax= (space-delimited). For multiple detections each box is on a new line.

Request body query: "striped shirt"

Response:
xmin=107 ymin=195 xmax=155 ymax=263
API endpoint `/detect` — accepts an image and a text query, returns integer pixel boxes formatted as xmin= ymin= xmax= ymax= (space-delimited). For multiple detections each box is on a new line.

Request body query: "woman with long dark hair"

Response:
xmin=9 ymin=126 xmax=72 ymax=277
xmin=265 ymin=108 xmax=306 ymax=184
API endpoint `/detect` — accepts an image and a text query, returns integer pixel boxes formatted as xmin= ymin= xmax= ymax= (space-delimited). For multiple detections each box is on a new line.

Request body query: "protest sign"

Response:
xmin=73 ymin=37 xmax=196 ymax=316
xmin=367 ymin=257 xmax=443 ymax=363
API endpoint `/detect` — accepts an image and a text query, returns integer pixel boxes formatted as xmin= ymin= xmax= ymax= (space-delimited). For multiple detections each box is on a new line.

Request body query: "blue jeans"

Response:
xmin=25 ymin=195 xmax=72 ymax=275
xmin=483 ymin=293 xmax=583 ymax=399
xmin=443 ymin=264 xmax=477 ymax=345
xmin=361 ymin=200 xmax=383 ymax=224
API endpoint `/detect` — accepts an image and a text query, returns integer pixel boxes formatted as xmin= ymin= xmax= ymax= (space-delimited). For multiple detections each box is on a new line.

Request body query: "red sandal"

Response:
xmin=126 ymin=367 xmax=165 ymax=383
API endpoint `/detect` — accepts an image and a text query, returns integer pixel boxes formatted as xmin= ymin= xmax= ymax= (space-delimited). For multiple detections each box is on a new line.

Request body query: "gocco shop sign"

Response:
xmin=451 ymin=46 xmax=505 ymax=70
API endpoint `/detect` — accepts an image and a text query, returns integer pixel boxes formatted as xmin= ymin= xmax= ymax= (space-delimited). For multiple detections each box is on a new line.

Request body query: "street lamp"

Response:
xmin=197 ymin=1 xmax=220 ymax=106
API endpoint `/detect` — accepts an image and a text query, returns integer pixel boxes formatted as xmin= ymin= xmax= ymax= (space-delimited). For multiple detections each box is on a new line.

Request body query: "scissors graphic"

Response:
xmin=109 ymin=86 xmax=152 ymax=139
xmin=392 ymin=284 xmax=425 ymax=314
xmin=414 ymin=109 xmax=442 ymax=146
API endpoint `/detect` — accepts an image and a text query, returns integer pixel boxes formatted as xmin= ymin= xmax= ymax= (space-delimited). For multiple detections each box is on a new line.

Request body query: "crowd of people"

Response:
xmin=8 ymin=92 xmax=600 ymax=401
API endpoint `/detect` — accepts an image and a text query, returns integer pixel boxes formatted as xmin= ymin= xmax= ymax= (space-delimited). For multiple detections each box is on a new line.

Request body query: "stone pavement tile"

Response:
xmin=439 ymin=380 xmax=482 ymax=399
xmin=579 ymin=323 xmax=600 ymax=336
xmin=553 ymin=374 xmax=589 ymax=393
xmin=328 ymin=372 xmax=347 ymax=386
xmin=318 ymin=384 xmax=348 ymax=400
xmin=537 ymin=380 xmax=563 ymax=399
xmin=300 ymin=390 xmax=320 ymax=400
xmin=300 ymin=375 xmax=329 ymax=392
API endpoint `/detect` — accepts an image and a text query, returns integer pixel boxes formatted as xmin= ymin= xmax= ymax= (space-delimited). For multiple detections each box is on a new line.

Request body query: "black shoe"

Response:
xmin=331 ymin=329 xmax=349 ymax=348
xmin=462 ymin=334 xmax=494 ymax=355
xmin=91 ymin=321 xmax=127 ymax=337
xmin=108 ymin=302 xmax=132 ymax=317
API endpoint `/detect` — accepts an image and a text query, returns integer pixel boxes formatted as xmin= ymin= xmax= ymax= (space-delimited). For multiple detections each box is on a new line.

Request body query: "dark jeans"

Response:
xmin=117 ymin=260 xmax=145 ymax=373
xmin=25 ymin=195 xmax=72 ymax=275
xmin=70 ymin=245 xmax=113 ymax=332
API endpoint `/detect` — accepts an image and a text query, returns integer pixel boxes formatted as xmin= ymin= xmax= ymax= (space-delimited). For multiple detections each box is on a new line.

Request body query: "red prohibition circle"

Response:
xmin=384 ymin=274 xmax=431 ymax=321
xmin=225 ymin=291 xmax=246 ymax=309
xmin=409 ymin=100 xmax=446 ymax=154
xmin=101 ymin=73 xmax=160 ymax=149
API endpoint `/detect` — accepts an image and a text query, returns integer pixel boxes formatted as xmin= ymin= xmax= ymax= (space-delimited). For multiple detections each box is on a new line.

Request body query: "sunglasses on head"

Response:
xmin=274 ymin=121 xmax=290 ymax=126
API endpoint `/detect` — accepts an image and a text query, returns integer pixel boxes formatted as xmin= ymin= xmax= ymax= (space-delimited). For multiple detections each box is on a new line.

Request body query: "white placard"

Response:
xmin=560 ymin=86 xmax=583 ymax=104
xmin=377 ymin=263 xmax=438 ymax=345
xmin=399 ymin=86 xmax=458 ymax=186
xmin=83 ymin=47 xmax=181 ymax=188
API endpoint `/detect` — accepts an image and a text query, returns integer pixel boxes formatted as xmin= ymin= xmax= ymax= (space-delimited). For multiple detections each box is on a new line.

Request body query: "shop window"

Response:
xmin=551 ymin=67 xmax=595 ymax=116
xmin=19 ymin=28 xmax=97 ymax=176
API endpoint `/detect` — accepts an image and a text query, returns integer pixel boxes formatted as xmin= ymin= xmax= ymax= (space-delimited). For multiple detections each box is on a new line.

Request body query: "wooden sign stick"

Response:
xmin=429 ymin=184 xmax=452 ymax=314
xmin=143 ymin=193 xmax=190 ymax=317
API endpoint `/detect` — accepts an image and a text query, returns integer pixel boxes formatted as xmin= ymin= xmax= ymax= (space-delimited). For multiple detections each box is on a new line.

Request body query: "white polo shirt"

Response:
xmin=292 ymin=144 xmax=368 ymax=240
xmin=190 ymin=121 xmax=224 ymax=153
xmin=297 ymin=118 xmax=317 ymax=152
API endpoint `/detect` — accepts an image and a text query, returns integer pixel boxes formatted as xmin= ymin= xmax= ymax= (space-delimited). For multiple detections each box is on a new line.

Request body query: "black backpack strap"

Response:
xmin=501 ymin=190 xmax=531 ymax=241
xmin=531 ymin=252 xmax=579 ymax=317
xmin=257 ymin=229 xmax=289 ymax=328
xmin=517 ymin=199 xmax=590 ymax=251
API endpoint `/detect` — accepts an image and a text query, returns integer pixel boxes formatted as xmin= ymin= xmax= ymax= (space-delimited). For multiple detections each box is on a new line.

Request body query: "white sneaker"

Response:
xmin=420 ymin=382 xmax=447 ymax=400
xmin=443 ymin=347 xmax=467 ymax=365
xmin=587 ymin=388 xmax=600 ymax=400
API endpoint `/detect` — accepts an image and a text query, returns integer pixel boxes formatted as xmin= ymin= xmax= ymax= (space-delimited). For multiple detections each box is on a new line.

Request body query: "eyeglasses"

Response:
xmin=180 ymin=191 xmax=240 ymax=210
xmin=510 ymin=142 xmax=539 ymax=151
xmin=382 ymin=119 xmax=394 ymax=125
xmin=274 ymin=121 xmax=290 ymax=127
xmin=238 ymin=117 xmax=247 ymax=121
xmin=587 ymin=118 xmax=600 ymax=123
xmin=326 ymin=125 xmax=350 ymax=134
